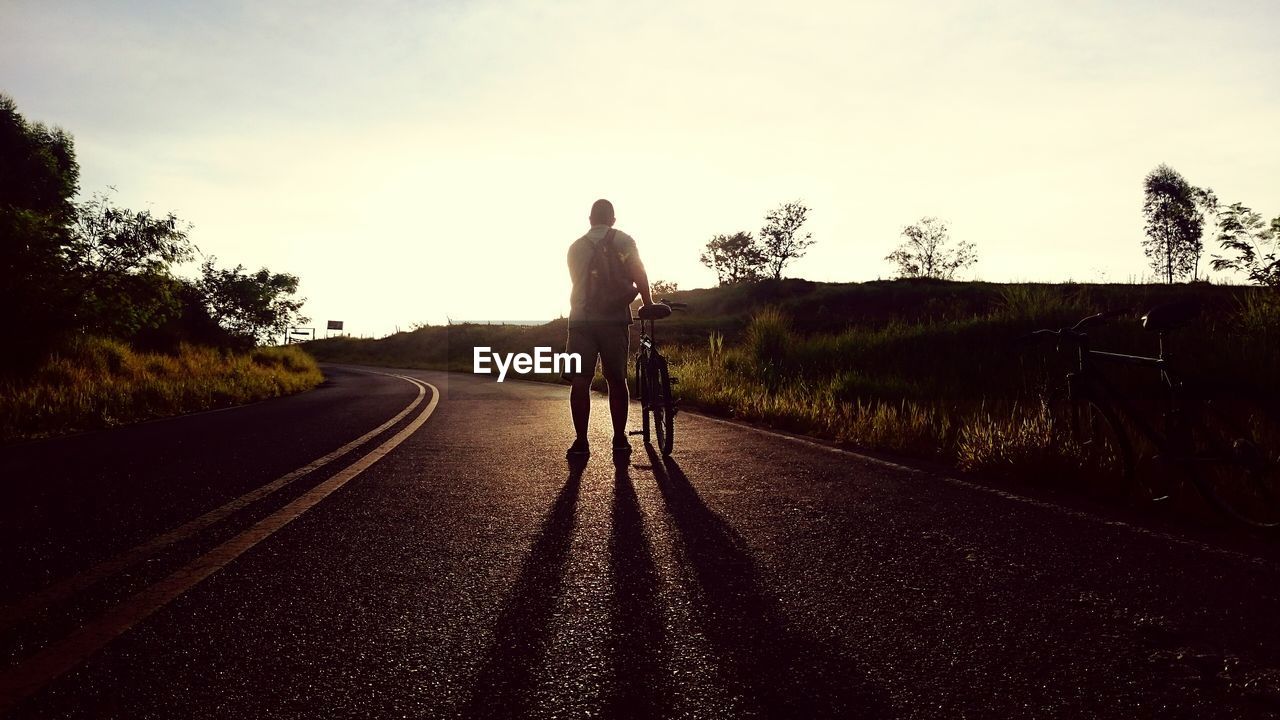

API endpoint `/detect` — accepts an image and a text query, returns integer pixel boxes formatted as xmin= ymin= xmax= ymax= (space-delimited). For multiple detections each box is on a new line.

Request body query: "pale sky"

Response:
xmin=4 ymin=0 xmax=1278 ymax=336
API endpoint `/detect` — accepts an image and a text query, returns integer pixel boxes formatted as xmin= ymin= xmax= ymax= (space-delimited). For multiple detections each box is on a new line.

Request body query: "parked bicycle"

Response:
xmin=631 ymin=299 xmax=686 ymax=456
xmin=1029 ymin=300 xmax=1280 ymax=529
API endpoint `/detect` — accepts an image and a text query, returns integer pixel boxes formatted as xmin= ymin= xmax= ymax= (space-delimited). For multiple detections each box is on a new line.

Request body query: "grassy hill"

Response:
xmin=305 ymin=277 xmax=1257 ymax=369
xmin=306 ymin=278 xmax=1279 ymax=522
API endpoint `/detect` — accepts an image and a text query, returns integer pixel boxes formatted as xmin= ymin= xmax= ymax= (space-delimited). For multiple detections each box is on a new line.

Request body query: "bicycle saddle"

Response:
xmin=637 ymin=303 xmax=673 ymax=320
xmin=1142 ymin=298 xmax=1201 ymax=333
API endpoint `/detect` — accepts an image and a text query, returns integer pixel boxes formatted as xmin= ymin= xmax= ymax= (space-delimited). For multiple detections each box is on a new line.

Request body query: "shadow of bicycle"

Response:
xmin=646 ymin=445 xmax=887 ymax=718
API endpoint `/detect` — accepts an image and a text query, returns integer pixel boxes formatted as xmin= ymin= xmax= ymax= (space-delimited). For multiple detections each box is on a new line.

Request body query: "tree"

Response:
xmin=758 ymin=201 xmax=814 ymax=280
xmin=885 ymin=216 xmax=977 ymax=280
xmin=1210 ymin=203 xmax=1280 ymax=288
xmin=700 ymin=231 xmax=765 ymax=285
xmin=68 ymin=191 xmax=194 ymax=340
xmin=1191 ymin=186 xmax=1218 ymax=280
xmin=651 ymin=279 xmax=679 ymax=296
xmin=0 ymin=93 xmax=80 ymax=371
xmin=199 ymin=258 xmax=309 ymax=346
xmin=1142 ymin=164 xmax=1204 ymax=284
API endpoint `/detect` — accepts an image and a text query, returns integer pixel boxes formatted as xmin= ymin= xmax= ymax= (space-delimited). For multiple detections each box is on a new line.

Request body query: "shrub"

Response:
xmin=744 ymin=307 xmax=793 ymax=377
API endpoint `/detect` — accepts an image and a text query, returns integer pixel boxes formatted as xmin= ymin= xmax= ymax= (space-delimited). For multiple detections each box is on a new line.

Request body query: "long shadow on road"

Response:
xmin=466 ymin=459 xmax=585 ymax=718
xmin=647 ymin=447 xmax=888 ymax=719
xmin=606 ymin=460 xmax=666 ymax=719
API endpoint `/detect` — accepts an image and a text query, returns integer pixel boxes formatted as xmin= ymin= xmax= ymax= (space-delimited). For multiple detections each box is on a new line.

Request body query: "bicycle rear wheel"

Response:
xmin=651 ymin=356 xmax=674 ymax=456
xmin=1187 ymin=392 xmax=1280 ymax=529
xmin=1070 ymin=398 xmax=1140 ymax=499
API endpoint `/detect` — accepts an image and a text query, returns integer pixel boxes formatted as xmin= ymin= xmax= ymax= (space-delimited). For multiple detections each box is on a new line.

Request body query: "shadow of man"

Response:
xmin=466 ymin=457 xmax=586 ymax=718
xmin=646 ymin=446 xmax=887 ymax=719
xmin=606 ymin=459 xmax=665 ymax=719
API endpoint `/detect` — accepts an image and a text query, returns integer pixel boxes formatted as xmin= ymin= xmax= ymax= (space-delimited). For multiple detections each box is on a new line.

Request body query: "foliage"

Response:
xmin=67 ymin=191 xmax=196 ymax=340
xmin=700 ymin=231 xmax=766 ymax=285
xmin=743 ymin=307 xmax=793 ymax=379
xmin=0 ymin=93 xmax=81 ymax=372
xmin=885 ymin=217 xmax=977 ymax=279
xmin=1211 ymin=202 xmax=1280 ymax=288
xmin=651 ymin=279 xmax=679 ymax=296
xmin=1191 ymin=186 xmax=1219 ymax=280
xmin=708 ymin=331 xmax=725 ymax=367
xmin=70 ymin=191 xmax=193 ymax=273
xmin=0 ymin=337 xmax=321 ymax=442
xmin=199 ymin=258 xmax=309 ymax=346
xmin=1142 ymin=164 xmax=1204 ymax=284
xmin=758 ymin=201 xmax=814 ymax=280
xmin=2 ymin=95 xmax=311 ymax=376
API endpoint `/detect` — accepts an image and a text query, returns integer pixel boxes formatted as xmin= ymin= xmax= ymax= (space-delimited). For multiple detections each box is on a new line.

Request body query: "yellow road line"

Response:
xmin=0 ymin=371 xmax=426 ymax=634
xmin=0 ymin=377 xmax=440 ymax=713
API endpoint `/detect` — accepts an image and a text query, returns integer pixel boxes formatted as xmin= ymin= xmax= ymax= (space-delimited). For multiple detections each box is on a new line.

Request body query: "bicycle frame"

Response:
xmin=637 ymin=317 xmax=658 ymax=358
xmin=1064 ymin=330 xmax=1192 ymax=458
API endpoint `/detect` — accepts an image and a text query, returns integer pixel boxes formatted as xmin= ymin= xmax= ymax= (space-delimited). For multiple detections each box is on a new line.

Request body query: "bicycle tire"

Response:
xmin=1185 ymin=391 xmax=1280 ymax=529
xmin=652 ymin=356 xmax=674 ymax=456
xmin=635 ymin=354 xmax=650 ymax=444
xmin=1070 ymin=398 xmax=1139 ymax=499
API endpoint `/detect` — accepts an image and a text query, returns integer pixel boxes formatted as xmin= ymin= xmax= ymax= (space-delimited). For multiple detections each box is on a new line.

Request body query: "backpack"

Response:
xmin=584 ymin=229 xmax=638 ymax=314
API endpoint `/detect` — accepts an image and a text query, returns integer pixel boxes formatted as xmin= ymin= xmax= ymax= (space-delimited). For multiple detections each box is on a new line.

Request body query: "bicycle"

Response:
xmin=631 ymin=299 xmax=687 ymax=456
xmin=1028 ymin=300 xmax=1280 ymax=529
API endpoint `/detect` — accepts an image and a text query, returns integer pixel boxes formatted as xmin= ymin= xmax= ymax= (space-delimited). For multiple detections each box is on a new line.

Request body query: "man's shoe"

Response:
xmin=566 ymin=438 xmax=590 ymax=458
xmin=612 ymin=435 xmax=632 ymax=454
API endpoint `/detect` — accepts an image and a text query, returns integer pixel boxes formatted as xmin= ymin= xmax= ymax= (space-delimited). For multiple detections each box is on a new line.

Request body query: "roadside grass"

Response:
xmin=665 ymin=285 xmax=1280 ymax=510
xmin=305 ymin=279 xmax=1279 ymax=516
xmin=0 ymin=337 xmax=323 ymax=442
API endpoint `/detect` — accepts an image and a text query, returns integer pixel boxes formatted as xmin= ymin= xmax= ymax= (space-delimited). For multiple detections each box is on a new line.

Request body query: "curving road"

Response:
xmin=2 ymin=365 xmax=1280 ymax=718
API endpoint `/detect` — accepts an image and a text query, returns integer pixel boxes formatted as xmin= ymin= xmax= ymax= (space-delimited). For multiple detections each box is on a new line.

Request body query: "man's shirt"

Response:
xmin=567 ymin=224 xmax=643 ymax=325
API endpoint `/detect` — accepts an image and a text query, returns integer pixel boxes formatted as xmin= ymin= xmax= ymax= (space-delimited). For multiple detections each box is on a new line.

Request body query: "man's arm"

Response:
xmin=629 ymin=257 xmax=654 ymax=306
xmin=620 ymin=235 xmax=654 ymax=305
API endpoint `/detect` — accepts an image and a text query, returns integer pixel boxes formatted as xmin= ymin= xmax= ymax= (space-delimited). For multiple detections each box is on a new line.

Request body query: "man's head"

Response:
xmin=589 ymin=199 xmax=615 ymax=227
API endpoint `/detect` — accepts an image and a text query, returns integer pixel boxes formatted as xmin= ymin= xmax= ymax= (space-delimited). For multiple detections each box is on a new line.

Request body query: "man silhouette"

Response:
xmin=565 ymin=199 xmax=654 ymax=457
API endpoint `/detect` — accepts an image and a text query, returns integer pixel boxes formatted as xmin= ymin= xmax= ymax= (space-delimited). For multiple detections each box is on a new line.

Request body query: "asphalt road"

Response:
xmin=2 ymin=365 xmax=1280 ymax=719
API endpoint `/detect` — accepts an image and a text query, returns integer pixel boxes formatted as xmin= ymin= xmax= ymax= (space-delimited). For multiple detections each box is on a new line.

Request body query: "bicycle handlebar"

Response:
xmin=1023 ymin=309 xmax=1127 ymax=344
xmin=1070 ymin=309 xmax=1126 ymax=331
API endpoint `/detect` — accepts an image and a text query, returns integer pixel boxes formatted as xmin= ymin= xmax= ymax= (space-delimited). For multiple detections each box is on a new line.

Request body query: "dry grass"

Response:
xmin=0 ymin=337 xmax=323 ymax=442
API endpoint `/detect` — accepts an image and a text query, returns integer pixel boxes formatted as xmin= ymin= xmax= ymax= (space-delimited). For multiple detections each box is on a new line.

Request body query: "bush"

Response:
xmin=744 ymin=307 xmax=793 ymax=377
xmin=0 ymin=338 xmax=322 ymax=442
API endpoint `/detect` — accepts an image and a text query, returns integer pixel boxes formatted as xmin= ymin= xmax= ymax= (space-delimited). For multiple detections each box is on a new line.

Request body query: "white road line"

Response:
xmin=685 ymin=410 xmax=1273 ymax=567
xmin=0 ymin=371 xmax=427 ymax=633
xmin=0 ymin=376 xmax=440 ymax=713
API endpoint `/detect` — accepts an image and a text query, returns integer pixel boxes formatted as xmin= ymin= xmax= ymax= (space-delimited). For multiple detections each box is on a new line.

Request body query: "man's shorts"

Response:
xmin=565 ymin=322 xmax=629 ymax=380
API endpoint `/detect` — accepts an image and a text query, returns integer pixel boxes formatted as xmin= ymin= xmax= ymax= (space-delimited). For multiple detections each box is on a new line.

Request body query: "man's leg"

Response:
xmin=603 ymin=370 xmax=629 ymax=440
xmin=600 ymin=324 xmax=632 ymax=450
xmin=570 ymin=374 xmax=592 ymax=441
xmin=566 ymin=324 xmax=599 ymax=456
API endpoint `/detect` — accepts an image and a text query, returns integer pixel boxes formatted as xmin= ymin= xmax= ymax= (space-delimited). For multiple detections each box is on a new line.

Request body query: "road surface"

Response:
xmin=2 ymin=365 xmax=1279 ymax=718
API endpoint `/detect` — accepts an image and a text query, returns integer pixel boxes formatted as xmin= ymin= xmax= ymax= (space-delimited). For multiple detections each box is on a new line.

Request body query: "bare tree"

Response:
xmin=885 ymin=217 xmax=977 ymax=279
xmin=759 ymin=201 xmax=814 ymax=280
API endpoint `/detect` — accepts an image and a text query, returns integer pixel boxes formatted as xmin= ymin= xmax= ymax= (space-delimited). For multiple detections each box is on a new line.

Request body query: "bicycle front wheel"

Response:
xmin=651 ymin=356 xmax=675 ymax=456
xmin=1187 ymin=392 xmax=1280 ymax=529
xmin=635 ymin=354 xmax=650 ymax=444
